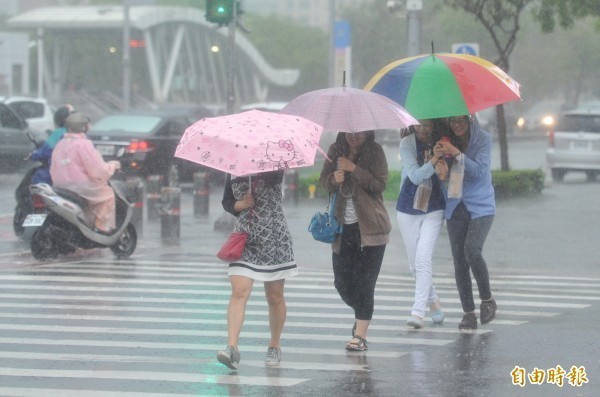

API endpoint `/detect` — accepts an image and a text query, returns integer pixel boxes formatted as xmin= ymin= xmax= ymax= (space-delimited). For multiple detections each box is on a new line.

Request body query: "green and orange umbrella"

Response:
xmin=364 ymin=53 xmax=521 ymax=120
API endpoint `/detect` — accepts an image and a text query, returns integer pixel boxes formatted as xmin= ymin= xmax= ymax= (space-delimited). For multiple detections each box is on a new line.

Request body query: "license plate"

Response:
xmin=22 ymin=214 xmax=47 ymax=227
xmin=571 ymin=140 xmax=591 ymax=150
xmin=96 ymin=145 xmax=115 ymax=156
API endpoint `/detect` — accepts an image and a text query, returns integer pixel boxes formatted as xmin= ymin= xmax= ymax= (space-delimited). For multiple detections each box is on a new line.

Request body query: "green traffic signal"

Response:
xmin=205 ymin=0 xmax=235 ymax=25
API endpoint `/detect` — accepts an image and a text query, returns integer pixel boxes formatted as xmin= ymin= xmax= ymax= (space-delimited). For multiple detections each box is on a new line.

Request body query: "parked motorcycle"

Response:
xmin=28 ymin=181 xmax=137 ymax=260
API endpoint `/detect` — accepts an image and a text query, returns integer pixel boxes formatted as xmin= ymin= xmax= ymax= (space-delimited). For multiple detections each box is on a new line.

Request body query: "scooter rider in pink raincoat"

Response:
xmin=50 ymin=112 xmax=121 ymax=233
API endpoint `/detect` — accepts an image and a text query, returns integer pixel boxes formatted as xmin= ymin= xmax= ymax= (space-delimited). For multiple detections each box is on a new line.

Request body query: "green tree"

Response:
xmin=243 ymin=13 xmax=328 ymax=98
xmin=533 ymin=0 xmax=600 ymax=32
xmin=444 ymin=0 xmax=533 ymax=171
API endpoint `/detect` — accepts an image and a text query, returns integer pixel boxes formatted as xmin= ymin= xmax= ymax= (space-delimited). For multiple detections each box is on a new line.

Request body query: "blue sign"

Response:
xmin=452 ymin=43 xmax=479 ymax=56
xmin=335 ymin=20 xmax=351 ymax=49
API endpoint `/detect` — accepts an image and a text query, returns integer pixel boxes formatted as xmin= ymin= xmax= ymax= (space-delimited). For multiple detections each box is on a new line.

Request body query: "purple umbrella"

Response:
xmin=280 ymin=86 xmax=418 ymax=133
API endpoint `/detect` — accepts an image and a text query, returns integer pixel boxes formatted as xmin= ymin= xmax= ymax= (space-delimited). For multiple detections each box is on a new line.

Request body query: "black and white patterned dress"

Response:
xmin=225 ymin=171 xmax=298 ymax=281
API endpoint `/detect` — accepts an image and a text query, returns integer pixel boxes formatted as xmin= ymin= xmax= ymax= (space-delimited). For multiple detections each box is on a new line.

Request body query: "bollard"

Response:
xmin=283 ymin=170 xmax=299 ymax=206
xmin=146 ymin=175 xmax=162 ymax=221
xmin=125 ymin=176 xmax=144 ymax=236
xmin=193 ymin=172 xmax=210 ymax=216
xmin=160 ymin=187 xmax=181 ymax=243
xmin=308 ymin=184 xmax=316 ymax=199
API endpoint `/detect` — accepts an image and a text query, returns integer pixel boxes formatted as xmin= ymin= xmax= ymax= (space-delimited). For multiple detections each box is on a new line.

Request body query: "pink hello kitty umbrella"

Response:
xmin=175 ymin=109 xmax=325 ymax=177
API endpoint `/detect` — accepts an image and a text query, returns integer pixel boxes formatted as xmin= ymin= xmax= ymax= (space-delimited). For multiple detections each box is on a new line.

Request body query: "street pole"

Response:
xmin=37 ymin=27 xmax=44 ymax=98
xmin=226 ymin=1 xmax=237 ymax=115
xmin=122 ymin=0 xmax=131 ymax=111
xmin=406 ymin=7 xmax=421 ymax=56
xmin=328 ymin=0 xmax=335 ymax=88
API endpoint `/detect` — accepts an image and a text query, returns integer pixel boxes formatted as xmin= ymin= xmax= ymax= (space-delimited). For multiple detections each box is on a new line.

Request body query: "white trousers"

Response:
xmin=397 ymin=210 xmax=445 ymax=318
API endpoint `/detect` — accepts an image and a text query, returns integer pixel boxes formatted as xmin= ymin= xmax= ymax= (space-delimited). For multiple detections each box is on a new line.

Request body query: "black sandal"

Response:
xmin=345 ymin=335 xmax=368 ymax=351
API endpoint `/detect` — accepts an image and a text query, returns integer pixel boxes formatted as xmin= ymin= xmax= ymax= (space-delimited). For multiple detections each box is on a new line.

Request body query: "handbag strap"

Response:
xmin=327 ymin=192 xmax=337 ymax=214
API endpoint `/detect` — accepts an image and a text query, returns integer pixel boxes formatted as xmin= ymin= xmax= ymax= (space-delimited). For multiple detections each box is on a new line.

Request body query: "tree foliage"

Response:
xmin=444 ymin=0 xmax=531 ymax=71
xmin=242 ymin=13 xmax=328 ymax=99
xmin=442 ymin=0 xmax=533 ymax=171
xmin=533 ymin=0 xmax=600 ymax=32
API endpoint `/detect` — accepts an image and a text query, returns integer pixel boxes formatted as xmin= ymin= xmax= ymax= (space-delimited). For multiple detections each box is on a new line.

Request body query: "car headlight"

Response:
xmin=517 ymin=117 xmax=525 ymax=128
xmin=541 ymin=115 xmax=555 ymax=126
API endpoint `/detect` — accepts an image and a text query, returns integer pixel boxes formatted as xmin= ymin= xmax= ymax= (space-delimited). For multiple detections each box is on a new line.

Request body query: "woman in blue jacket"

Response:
xmin=435 ymin=114 xmax=497 ymax=330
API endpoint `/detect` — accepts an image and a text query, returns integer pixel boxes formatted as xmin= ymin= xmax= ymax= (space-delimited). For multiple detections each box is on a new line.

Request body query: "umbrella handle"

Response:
xmin=318 ymin=146 xmax=332 ymax=163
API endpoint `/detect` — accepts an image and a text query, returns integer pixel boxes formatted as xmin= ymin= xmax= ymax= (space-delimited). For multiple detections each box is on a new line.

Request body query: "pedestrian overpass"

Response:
xmin=7 ymin=5 xmax=299 ymax=114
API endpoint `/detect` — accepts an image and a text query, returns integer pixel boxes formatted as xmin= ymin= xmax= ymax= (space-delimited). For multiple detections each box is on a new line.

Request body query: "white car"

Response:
xmin=0 ymin=96 xmax=54 ymax=137
xmin=546 ymin=108 xmax=600 ymax=182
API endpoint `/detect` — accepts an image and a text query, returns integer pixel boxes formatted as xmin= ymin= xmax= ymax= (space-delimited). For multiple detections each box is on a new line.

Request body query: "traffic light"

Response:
xmin=205 ymin=0 xmax=235 ymax=26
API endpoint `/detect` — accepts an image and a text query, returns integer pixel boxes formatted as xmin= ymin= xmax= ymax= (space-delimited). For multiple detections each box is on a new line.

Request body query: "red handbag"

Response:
xmin=217 ymin=231 xmax=248 ymax=262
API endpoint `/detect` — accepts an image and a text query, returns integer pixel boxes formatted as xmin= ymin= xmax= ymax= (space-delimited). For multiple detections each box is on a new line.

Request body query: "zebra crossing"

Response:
xmin=0 ymin=259 xmax=598 ymax=396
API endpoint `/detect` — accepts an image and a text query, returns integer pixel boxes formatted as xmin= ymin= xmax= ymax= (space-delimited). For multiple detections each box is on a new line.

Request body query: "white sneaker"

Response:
xmin=265 ymin=346 xmax=281 ymax=366
xmin=217 ymin=345 xmax=240 ymax=369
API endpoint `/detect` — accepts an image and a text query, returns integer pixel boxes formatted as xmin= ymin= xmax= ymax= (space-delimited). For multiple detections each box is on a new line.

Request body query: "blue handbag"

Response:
xmin=308 ymin=192 xmax=343 ymax=243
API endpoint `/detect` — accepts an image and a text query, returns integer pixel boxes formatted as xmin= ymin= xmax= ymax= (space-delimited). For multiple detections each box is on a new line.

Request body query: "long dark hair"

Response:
xmin=334 ymin=130 xmax=376 ymax=156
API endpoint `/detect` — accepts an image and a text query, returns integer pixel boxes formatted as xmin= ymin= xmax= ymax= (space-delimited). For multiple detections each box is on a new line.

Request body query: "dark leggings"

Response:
xmin=332 ymin=223 xmax=386 ymax=320
xmin=446 ymin=202 xmax=494 ymax=313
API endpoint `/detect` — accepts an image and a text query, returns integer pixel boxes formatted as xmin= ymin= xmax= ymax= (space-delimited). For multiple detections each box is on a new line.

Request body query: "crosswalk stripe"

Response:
xmin=0 ymin=258 xmax=597 ymax=396
xmin=0 ymin=338 xmax=405 ymax=358
xmin=0 ymin=323 xmax=454 ymax=346
xmin=0 ymin=352 xmax=368 ymax=372
xmin=2 ymin=281 xmax=599 ymax=301
xmin=0 ymin=302 xmax=562 ymax=318
xmin=8 ymin=265 xmax=600 ymax=288
xmin=0 ymin=291 xmax=589 ymax=309
xmin=0 ymin=312 xmax=524 ymax=330
xmin=46 ymin=260 xmax=600 ymax=283
xmin=0 ymin=367 xmax=310 ymax=387
xmin=0 ymin=388 xmax=239 ymax=397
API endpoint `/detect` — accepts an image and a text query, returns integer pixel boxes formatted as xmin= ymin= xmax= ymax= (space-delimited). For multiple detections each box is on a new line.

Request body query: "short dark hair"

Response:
xmin=54 ymin=106 xmax=73 ymax=128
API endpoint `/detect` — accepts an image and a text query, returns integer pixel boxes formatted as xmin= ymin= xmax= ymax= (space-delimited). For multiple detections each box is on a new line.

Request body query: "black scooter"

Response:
xmin=28 ymin=180 xmax=137 ymax=260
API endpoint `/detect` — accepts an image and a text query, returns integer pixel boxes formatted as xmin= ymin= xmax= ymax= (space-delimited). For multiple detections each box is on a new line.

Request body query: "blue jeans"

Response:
xmin=446 ymin=203 xmax=494 ymax=313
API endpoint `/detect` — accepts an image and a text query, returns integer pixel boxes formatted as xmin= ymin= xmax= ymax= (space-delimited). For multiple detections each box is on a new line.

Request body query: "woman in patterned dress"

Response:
xmin=217 ymin=170 xmax=298 ymax=369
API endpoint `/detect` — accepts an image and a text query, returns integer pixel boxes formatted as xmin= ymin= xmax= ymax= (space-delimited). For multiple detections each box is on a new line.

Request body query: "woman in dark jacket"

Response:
xmin=320 ymin=131 xmax=391 ymax=351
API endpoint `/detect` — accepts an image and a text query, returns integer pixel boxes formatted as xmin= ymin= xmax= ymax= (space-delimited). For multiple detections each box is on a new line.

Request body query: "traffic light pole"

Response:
xmin=122 ymin=0 xmax=131 ymax=111
xmin=226 ymin=1 xmax=237 ymax=115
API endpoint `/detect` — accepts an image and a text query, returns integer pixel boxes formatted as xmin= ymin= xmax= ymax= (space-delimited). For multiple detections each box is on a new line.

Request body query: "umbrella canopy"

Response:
xmin=175 ymin=109 xmax=324 ymax=177
xmin=364 ymin=53 xmax=521 ymax=119
xmin=280 ymin=86 xmax=417 ymax=133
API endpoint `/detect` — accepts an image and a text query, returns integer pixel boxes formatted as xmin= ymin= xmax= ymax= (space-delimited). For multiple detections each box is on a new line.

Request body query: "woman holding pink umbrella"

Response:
xmin=217 ymin=170 xmax=298 ymax=369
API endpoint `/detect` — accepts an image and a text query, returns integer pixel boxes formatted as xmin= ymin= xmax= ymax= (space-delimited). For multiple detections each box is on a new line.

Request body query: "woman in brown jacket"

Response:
xmin=320 ymin=131 xmax=392 ymax=351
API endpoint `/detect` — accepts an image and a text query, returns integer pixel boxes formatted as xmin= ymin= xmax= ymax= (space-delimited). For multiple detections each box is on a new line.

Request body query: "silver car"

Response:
xmin=0 ymin=102 xmax=34 ymax=171
xmin=546 ymin=108 xmax=600 ymax=182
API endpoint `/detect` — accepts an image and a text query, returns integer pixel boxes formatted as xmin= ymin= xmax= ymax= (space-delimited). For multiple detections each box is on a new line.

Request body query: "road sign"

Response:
xmin=334 ymin=20 xmax=351 ymax=86
xmin=452 ymin=43 xmax=479 ymax=56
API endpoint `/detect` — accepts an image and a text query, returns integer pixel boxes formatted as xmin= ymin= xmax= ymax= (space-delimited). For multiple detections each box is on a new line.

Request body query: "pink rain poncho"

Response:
xmin=50 ymin=132 xmax=120 ymax=232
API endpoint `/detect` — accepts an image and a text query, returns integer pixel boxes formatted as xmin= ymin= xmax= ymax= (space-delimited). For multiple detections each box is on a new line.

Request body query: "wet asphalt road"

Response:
xmin=0 ymin=137 xmax=598 ymax=396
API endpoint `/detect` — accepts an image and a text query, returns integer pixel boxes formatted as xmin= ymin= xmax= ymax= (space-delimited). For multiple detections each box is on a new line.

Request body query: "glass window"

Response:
xmin=9 ymin=101 xmax=44 ymax=119
xmin=0 ymin=104 xmax=23 ymax=129
xmin=557 ymin=115 xmax=600 ymax=133
xmin=91 ymin=115 xmax=162 ymax=134
xmin=167 ymin=117 xmax=188 ymax=137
